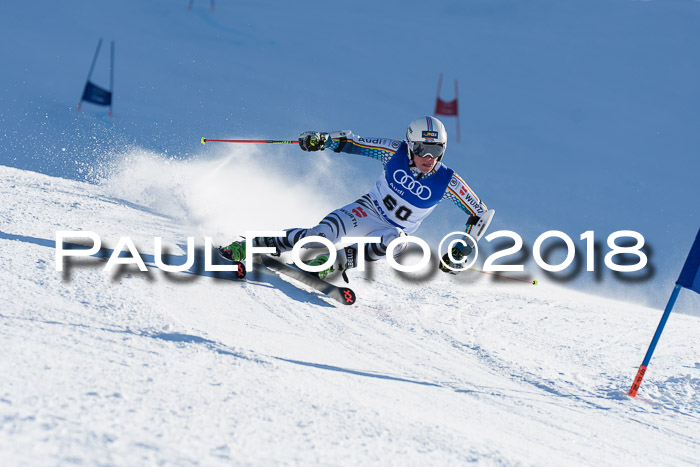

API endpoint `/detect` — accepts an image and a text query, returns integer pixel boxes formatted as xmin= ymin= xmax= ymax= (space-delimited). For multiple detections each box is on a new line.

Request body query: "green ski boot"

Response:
xmin=305 ymin=246 xmax=357 ymax=282
xmin=220 ymin=240 xmax=247 ymax=262
xmin=305 ymin=254 xmax=334 ymax=280
xmin=220 ymin=237 xmax=280 ymax=262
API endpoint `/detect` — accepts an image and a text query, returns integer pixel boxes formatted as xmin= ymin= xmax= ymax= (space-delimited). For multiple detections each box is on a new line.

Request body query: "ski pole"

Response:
xmin=468 ymin=267 xmax=538 ymax=285
xmin=201 ymin=138 xmax=298 ymax=145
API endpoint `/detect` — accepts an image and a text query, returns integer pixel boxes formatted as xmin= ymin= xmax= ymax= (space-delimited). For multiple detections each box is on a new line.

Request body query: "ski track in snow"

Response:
xmin=1 ymin=164 xmax=699 ymax=465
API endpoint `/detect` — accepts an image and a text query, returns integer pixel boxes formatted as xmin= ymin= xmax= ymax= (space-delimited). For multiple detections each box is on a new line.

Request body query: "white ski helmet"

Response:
xmin=405 ymin=116 xmax=448 ymax=162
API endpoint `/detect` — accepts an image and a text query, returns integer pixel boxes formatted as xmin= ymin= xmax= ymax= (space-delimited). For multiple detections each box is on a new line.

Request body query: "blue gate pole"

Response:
xmin=78 ymin=38 xmax=103 ymax=111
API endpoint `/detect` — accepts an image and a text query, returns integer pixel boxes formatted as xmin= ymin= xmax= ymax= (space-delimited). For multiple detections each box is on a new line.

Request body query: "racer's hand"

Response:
xmin=438 ymin=243 xmax=473 ymax=274
xmin=299 ymin=131 xmax=331 ymax=151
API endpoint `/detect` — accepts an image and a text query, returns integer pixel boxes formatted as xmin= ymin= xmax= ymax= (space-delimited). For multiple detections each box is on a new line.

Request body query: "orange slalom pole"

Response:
xmin=628 ymin=284 xmax=682 ymax=397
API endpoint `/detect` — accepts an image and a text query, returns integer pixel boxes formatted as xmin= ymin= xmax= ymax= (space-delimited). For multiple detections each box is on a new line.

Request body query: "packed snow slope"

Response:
xmin=1 ymin=163 xmax=699 ymax=464
xmin=1 ymin=0 xmax=699 ymax=312
xmin=1 ymin=0 xmax=700 ymax=463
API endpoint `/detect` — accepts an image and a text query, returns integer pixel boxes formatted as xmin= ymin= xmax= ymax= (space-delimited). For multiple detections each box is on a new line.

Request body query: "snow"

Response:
xmin=2 ymin=164 xmax=700 ymax=464
xmin=1 ymin=0 xmax=700 ymax=464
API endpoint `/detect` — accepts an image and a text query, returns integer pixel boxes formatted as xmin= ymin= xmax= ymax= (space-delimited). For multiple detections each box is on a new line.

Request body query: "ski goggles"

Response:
xmin=409 ymin=141 xmax=445 ymax=159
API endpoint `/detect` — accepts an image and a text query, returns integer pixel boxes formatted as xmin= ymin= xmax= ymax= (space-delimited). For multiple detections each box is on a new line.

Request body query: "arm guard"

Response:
xmin=443 ymin=172 xmax=488 ymax=235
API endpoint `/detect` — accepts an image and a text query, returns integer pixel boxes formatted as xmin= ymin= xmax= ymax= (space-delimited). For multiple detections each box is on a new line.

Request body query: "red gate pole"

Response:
xmin=455 ymin=79 xmax=461 ymax=143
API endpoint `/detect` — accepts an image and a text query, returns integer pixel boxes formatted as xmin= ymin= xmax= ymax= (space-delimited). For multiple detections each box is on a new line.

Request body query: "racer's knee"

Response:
xmin=364 ymin=228 xmax=406 ymax=262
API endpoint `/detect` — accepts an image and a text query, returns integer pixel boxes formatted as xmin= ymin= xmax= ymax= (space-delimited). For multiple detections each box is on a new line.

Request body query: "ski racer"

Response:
xmin=222 ymin=116 xmax=492 ymax=280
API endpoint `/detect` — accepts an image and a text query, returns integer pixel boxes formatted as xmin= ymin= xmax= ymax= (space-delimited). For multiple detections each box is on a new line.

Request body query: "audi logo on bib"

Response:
xmin=392 ymin=170 xmax=432 ymax=200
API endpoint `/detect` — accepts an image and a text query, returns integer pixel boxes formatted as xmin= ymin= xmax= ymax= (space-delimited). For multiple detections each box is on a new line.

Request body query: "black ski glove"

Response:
xmin=299 ymin=131 xmax=331 ymax=151
xmin=439 ymin=243 xmax=473 ymax=274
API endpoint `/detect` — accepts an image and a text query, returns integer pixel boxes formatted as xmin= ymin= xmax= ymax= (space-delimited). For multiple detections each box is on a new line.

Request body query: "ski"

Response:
xmin=257 ymin=254 xmax=357 ymax=306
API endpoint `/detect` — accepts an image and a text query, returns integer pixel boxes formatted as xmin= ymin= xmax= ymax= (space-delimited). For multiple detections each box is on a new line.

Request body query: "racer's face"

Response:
xmin=409 ymin=141 xmax=444 ymax=174
xmin=413 ymin=153 xmax=439 ymax=173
